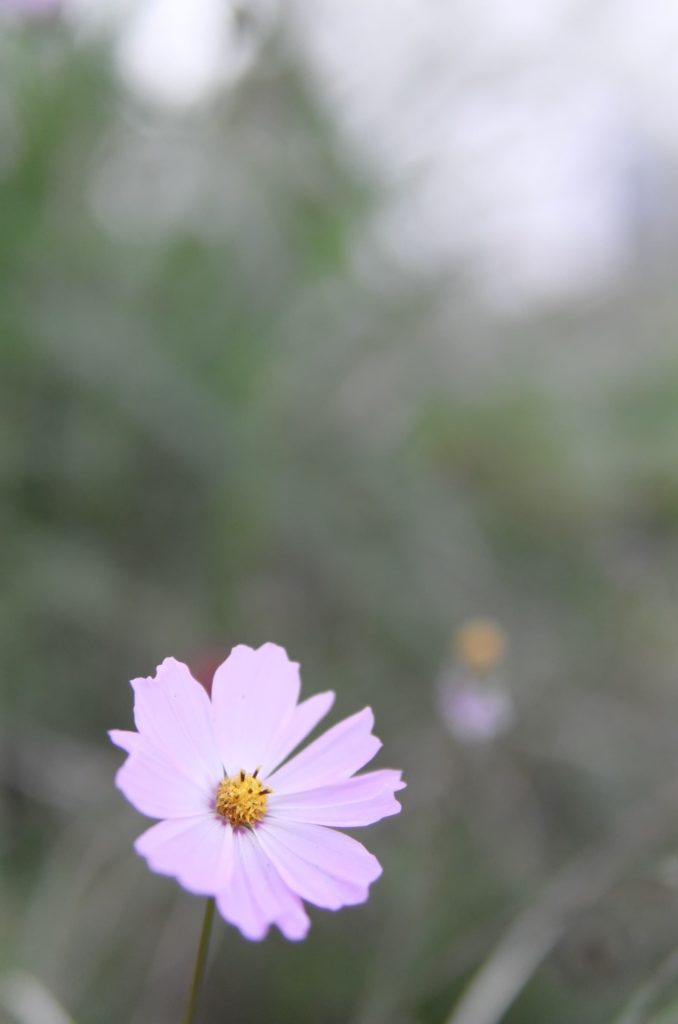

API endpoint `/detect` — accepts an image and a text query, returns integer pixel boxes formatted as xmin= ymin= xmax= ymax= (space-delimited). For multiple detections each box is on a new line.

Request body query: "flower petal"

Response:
xmin=256 ymin=819 xmax=382 ymax=910
xmin=131 ymin=658 xmax=222 ymax=792
xmin=266 ymin=708 xmax=381 ymax=795
xmin=211 ymin=644 xmax=301 ymax=775
xmin=108 ymin=729 xmax=140 ymax=754
xmin=134 ymin=815 xmax=235 ymax=895
xmin=264 ymin=691 xmax=335 ymax=774
xmin=268 ymin=770 xmax=405 ymax=827
xmin=115 ymin=745 xmax=214 ymax=819
xmin=216 ymin=828 xmax=310 ymax=941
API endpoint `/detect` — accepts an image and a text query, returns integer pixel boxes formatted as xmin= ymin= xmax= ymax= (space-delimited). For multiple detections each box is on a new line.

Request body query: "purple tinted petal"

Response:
xmin=211 ymin=644 xmax=301 ymax=775
xmin=256 ymin=820 xmax=382 ymax=910
xmin=267 ymin=708 xmax=381 ymax=795
xmin=268 ymin=770 xmax=405 ymax=827
xmin=216 ymin=828 xmax=310 ymax=941
xmin=264 ymin=691 xmax=335 ymax=774
xmin=131 ymin=658 xmax=221 ymax=791
xmin=275 ymin=902 xmax=311 ymax=942
xmin=108 ymin=729 xmax=140 ymax=754
xmin=134 ymin=815 xmax=234 ymax=895
xmin=115 ymin=746 xmax=214 ymax=819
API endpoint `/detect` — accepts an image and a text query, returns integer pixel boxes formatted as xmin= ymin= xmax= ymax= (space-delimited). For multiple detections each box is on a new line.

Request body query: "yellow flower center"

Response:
xmin=215 ymin=769 xmax=271 ymax=828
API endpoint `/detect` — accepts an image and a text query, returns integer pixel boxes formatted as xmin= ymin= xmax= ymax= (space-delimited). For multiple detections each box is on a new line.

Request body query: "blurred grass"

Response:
xmin=3 ymin=20 xmax=678 ymax=1024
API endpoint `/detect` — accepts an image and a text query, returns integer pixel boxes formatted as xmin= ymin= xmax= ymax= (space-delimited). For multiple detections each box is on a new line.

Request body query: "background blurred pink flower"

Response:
xmin=110 ymin=643 xmax=404 ymax=941
xmin=437 ymin=673 xmax=514 ymax=744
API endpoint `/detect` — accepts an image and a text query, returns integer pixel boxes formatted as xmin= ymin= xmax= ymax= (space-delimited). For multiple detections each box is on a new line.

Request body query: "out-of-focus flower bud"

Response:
xmin=454 ymin=619 xmax=507 ymax=675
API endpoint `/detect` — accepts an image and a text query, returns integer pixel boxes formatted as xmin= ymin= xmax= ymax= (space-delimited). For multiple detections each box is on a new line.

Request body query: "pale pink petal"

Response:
xmin=266 ymin=708 xmax=381 ymax=795
xmin=216 ymin=829 xmax=310 ymax=941
xmin=263 ymin=691 xmax=335 ymax=775
xmin=108 ymin=729 xmax=140 ymax=754
xmin=132 ymin=658 xmax=222 ymax=792
xmin=211 ymin=644 xmax=301 ymax=774
xmin=134 ymin=815 xmax=235 ymax=895
xmin=268 ymin=770 xmax=405 ymax=827
xmin=275 ymin=902 xmax=311 ymax=942
xmin=256 ymin=819 xmax=382 ymax=910
xmin=115 ymin=746 xmax=214 ymax=819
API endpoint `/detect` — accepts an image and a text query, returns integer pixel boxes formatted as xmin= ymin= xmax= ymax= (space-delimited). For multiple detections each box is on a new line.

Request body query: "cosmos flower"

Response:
xmin=437 ymin=673 xmax=514 ymax=744
xmin=110 ymin=644 xmax=404 ymax=941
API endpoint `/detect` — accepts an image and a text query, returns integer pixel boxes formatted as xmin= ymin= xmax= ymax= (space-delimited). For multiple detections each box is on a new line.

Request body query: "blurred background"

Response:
xmin=3 ymin=2 xmax=678 ymax=1022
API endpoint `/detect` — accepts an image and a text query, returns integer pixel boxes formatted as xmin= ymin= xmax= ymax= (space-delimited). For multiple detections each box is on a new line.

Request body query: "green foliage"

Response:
xmin=3 ymin=23 xmax=678 ymax=1024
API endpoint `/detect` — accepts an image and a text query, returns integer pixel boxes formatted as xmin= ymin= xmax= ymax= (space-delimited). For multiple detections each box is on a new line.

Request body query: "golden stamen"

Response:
xmin=215 ymin=771 xmax=271 ymax=828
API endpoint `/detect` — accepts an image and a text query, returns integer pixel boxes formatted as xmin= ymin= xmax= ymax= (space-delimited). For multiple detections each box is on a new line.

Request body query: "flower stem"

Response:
xmin=181 ymin=897 xmax=215 ymax=1024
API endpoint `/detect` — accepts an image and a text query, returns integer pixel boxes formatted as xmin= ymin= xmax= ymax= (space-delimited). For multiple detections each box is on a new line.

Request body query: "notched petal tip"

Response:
xmin=220 ymin=642 xmax=300 ymax=676
xmin=129 ymin=656 xmax=199 ymax=691
xmin=108 ymin=729 xmax=139 ymax=754
xmin=256 ymin=641 xmax=294 ymax=660
xmin=359 ymin=706 xmax=382 ymax=751
xmin=223 ymin=640 xmax=292 ymax=658
xmin=157 ymin=655 xmax=183 ymax=671
xmin=360 ymin=705 xmax=375 ymax=727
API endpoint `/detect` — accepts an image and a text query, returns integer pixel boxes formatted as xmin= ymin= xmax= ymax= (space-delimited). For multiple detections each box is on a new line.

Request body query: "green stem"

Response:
xmin=181 ymin=898 xmax=215 ymax=1024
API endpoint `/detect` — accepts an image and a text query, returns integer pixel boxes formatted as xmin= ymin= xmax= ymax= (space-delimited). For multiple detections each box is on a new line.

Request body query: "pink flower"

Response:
xmin=110 ymin=644 xmax=404 ymax=941
xmin=437 ymin=673 xmax=514 ymax=744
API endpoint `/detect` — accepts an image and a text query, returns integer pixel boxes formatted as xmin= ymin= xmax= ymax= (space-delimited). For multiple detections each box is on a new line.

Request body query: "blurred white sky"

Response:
xmin=49 ymin=0 xmax=678 ymax=312
xmin=291 ymin=0 xmax=678 ymax=310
